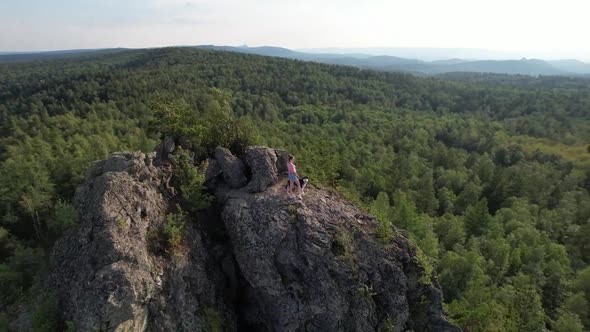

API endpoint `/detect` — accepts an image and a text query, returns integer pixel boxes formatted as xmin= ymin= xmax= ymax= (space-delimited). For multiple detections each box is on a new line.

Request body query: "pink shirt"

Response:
xmin=288 ymin=162 xmax=297 ymax=174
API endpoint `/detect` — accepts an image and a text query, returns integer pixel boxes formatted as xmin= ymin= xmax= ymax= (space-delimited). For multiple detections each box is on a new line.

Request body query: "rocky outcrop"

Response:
xmin=49 ymin=152 xmax=164 ymax=331
xmin=219 ymin=181 xmax=457 ymax=332
xmin=46 ymin=146 xmax=460 ymax=332
xmin=47 ymin=152 xmax=233 ymax=332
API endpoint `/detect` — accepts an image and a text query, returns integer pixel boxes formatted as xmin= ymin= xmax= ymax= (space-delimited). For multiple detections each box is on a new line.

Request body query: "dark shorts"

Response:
xmin=288 ymin=173 xmax=298 ymax=182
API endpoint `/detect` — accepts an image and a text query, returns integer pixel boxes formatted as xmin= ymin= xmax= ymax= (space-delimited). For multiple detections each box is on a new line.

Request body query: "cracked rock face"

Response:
xmin=47 ymin=147 xmax=460 ymax=332
xmin=49 ymin=152 xmax=164 ymax=331
xmin=214 ymin=146 xmax=248 ymax=189
xmin=243 ymin=146 xmax=279 ymax=193
xmin=220 ymin=183 xmax=458 ymax=332
xmin=47 ymin=152 xmax=233 ymax=332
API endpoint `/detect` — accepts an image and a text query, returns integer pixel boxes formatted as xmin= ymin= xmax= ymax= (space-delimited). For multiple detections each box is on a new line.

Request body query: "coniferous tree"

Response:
xmin=464 ymin=198 xmax=491 ymax=237
xmin=391 ymin=190 xmax=417 ymax=230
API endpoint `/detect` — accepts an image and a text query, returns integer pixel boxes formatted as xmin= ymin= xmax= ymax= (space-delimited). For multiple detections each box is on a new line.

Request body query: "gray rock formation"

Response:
xmin=214 ymin=146 xmax=248 ymax=188
xmin=154 ymin=136 xmax=175 ymax=164
xmin=48 ymin=152 xmax=233 ymax=332
xmin=244 ymin=146 xmax=278 ymax=193
xmin=46 ymin=146 xmax=460 ymax=332
xmin=49 ymin=152 xmax=163 ymax=331
xmin=275 ymin=149 xmax=290 ymax=177
xmin=220 ymin=183 xmax=458 ymax=332
xmin=205 ymin=158 xmax=222 ymax=183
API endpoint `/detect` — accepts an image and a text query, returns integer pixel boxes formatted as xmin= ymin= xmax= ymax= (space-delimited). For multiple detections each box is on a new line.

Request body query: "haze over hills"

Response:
xmin=297 ymin=47 xmax=517 ymax=61
xmin=2 ymin=45 xmax=590 ymax=76
xmin=192 ymin=45 xmax=590 ymax=76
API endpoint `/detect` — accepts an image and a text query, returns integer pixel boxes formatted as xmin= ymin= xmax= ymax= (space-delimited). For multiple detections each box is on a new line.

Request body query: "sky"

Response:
xmin=1 ymin=0 xmax=589 ymax=60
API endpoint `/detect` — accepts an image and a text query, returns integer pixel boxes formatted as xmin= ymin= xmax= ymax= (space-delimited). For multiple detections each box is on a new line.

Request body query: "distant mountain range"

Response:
xmin=297 ymin=47 xmax=518 ymax=61
xmin=193 ymin=45 xmax=590 ymax=76
xmin=2 ymin=45 xmax=590 ymax=77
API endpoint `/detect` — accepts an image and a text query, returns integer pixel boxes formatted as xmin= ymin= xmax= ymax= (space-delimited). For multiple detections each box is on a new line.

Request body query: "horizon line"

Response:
xmin=1 ymin=44 xmax=589 ymax=63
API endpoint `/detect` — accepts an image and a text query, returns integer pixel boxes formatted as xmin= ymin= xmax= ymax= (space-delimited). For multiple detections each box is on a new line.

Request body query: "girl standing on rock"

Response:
xmin=287 ymin=155 xmax=302 ymax=199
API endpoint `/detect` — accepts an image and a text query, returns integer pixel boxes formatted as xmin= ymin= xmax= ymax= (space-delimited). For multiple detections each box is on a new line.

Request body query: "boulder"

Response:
xmin=275 ymin=149 xmax=290 ymax=176
xmin=214 ymin=147 xmax=248 ymax=189
xmin=244 ymin=146 xmax=279 ymax=193
xmin=154 ymin=136 xmax=176 ymax=163
xmin=205 ymin=158 xmax=222 ymax=183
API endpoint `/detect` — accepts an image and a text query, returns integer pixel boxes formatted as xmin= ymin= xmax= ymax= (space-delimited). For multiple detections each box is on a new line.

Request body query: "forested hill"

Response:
xmin=1 ymin=47 xmax=590 ymax=331
xmin=438 ymin=72 xmax=590 ymax=89
xmin=4 ymin=46 xmax=590 ymax=76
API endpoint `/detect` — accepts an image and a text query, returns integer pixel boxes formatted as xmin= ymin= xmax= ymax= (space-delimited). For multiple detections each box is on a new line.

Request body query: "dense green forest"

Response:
xmin=1 ymin=48 xmax=590 ymax=331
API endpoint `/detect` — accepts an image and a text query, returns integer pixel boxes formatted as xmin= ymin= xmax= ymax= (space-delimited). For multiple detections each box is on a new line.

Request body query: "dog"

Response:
xmin=285 ymin=176 xmax=309 ymax=194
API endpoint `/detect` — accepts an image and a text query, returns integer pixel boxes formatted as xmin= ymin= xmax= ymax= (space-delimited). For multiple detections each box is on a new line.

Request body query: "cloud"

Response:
xmin=150 ymin=0 xmax=214 ymax=9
